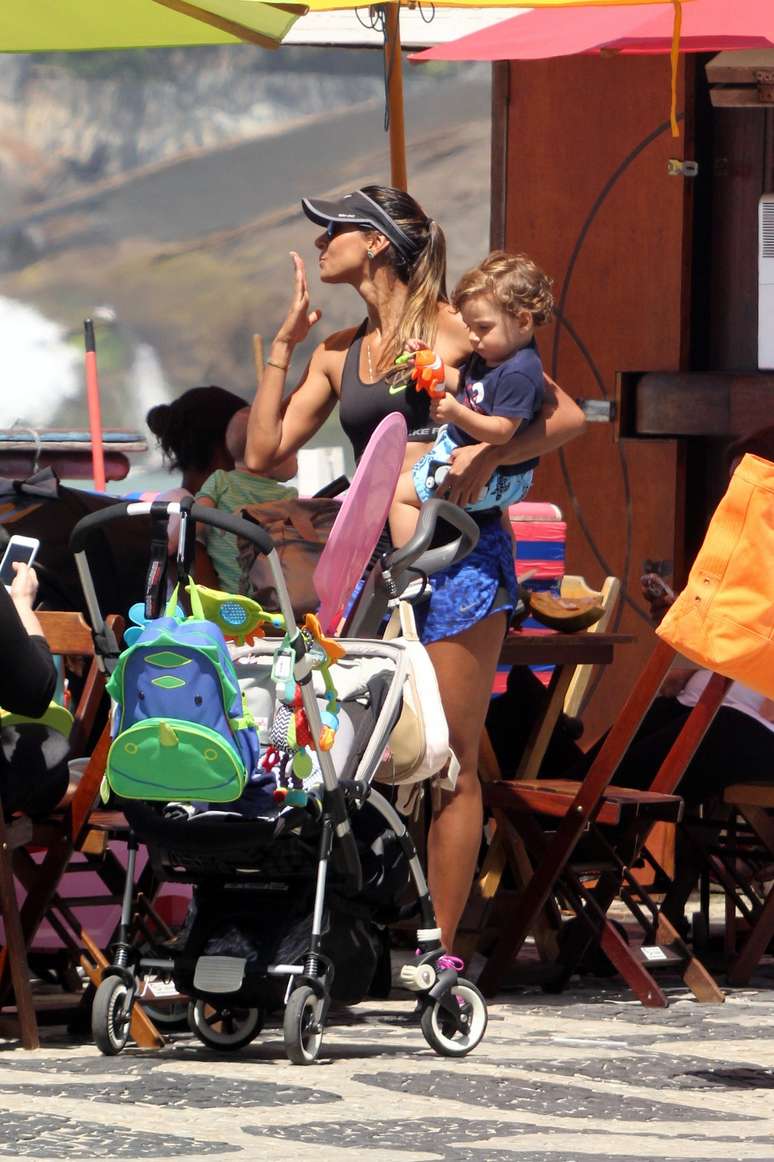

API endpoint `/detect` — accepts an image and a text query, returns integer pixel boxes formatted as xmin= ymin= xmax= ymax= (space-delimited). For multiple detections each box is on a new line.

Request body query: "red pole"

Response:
xmin=83 ymin=318 xmax=106 ymax=492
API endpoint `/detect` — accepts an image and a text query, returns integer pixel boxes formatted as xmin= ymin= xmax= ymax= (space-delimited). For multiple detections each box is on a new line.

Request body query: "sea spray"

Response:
xmin=0 ymin=296 xmax=80 ymax=425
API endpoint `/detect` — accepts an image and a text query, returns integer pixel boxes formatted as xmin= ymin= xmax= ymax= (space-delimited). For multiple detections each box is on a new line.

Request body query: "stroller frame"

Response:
xmin=69 ymin=498 xmax=487 ymax=1062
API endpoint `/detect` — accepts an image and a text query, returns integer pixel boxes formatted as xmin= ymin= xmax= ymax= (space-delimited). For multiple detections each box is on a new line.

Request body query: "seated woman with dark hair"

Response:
xmin=488 ymin=424 xmax=774 ymax=806
xmin=0 ymin=563 xmax=69 ymax=818
xmin=145 ymin=384 xmax=247 ymax=569
xmin=146 ymin=384 xmax=246 ymax=496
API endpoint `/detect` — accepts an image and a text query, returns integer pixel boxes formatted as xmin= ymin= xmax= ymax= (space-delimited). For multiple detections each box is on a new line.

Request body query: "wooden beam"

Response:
xmin=617 ymin=371 xmax=774 ymax=438
xmin=707 ymin=50 xmax=774 ymax=108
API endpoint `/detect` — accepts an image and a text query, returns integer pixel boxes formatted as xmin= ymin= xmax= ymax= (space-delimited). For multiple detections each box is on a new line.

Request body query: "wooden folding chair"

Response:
xmin=474 ymin=639 xmax=730 ymax=1007
xmin=0 ymin=611 xmax=160 ymax=1048
xmin=0 ymin=610 xmax=110 ymax=1046
xmin=685 ymin=782 xmax=774 ymax=986
xmin=458 ymin=576 xmax=621 ymax=965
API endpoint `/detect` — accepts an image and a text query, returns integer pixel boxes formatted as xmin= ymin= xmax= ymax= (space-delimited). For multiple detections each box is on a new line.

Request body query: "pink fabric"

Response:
xmin=512 ymin=521 xmax=567 ymax=543
xmin=411 ymin=0 xmax=774 ymax=63
xmin=509 ymin=500 xmax=563 ymax=521
xmin=314 ymin=412 xmax=407 ymax=635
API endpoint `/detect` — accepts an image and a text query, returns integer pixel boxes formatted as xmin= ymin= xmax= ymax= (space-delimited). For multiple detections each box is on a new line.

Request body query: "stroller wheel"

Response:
xmin=92 ymin=976 xmax=132 ymax=1056
xmin=283 ymin=985 xmax=324 ymax=1065
xmin=187 ymin=1000 xmax=263 ymax=1051
xmin=420 ymin=978 xmax=487 ymax=1058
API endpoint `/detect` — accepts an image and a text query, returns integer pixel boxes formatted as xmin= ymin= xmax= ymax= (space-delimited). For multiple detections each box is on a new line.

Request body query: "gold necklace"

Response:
xmin=366 ymin=333 xmax=376 ymax=381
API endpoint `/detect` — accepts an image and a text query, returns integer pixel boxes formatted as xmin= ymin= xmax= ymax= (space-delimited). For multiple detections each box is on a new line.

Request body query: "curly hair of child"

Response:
xmin=452 ymin=250 xmax=554 ymax=327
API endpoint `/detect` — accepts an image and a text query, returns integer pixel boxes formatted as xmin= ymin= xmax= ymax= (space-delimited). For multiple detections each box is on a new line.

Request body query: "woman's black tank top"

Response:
xmin=339 ymin=321 xmax=437 ymax=461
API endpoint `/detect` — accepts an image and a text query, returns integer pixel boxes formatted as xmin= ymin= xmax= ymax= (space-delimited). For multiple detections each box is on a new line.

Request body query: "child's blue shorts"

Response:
xmin=412 ymin=426 xmax=533 ymax=513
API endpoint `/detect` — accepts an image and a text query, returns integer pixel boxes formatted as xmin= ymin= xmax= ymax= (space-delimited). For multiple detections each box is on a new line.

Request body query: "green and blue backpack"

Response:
xmin=105 ymin=584 xmax=260 ymax=803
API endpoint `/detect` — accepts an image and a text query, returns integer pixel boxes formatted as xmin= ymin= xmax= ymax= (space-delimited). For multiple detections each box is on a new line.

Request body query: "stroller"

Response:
xmin=69 ymin=497 xmax=487 ymax=1063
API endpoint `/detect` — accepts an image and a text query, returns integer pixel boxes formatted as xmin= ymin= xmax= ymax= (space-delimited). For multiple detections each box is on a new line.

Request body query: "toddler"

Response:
xmin=390 ymin=251 xmax=553 ymax=546
xmin=196 ymin=407 xmax=298 ymax=592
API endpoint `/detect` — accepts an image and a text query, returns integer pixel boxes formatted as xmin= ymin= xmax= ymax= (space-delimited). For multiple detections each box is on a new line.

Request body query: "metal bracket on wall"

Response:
xmin=667 ymin=158 xmax=699 ymax=178
xmin=756 ymin=70 xmax=774 ymax=103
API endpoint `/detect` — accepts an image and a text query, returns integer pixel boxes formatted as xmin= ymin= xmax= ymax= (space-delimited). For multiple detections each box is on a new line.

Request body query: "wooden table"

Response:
xmin=495 ymin=630 xmax=634 ymax=779
xmin=458 ymin=629 xmax=634 ymax=963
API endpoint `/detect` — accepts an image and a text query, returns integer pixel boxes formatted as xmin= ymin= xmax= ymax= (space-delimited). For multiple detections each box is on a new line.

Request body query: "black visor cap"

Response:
xmin=301 ymin=190 xmax=418 ymax=261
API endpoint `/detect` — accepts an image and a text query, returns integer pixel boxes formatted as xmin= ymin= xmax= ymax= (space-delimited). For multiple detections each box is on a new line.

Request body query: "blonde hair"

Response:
xmin=360 ymin=185 xmax=447 ymax=369
xmin=452 ymin=251 xmax=554 ymax=327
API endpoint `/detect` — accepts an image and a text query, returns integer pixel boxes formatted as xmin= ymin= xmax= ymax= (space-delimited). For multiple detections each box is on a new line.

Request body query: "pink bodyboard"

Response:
xmin=315 ymin=412 xmax=407 ymax=634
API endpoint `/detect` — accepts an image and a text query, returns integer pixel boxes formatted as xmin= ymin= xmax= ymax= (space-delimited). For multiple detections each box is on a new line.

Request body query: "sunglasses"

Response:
xmin=325 ymin=221 xmax=371 ymax=241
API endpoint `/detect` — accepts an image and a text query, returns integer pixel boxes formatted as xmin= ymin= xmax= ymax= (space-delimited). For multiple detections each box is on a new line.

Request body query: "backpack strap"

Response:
xmin=176 ymin=494 xmax=197 ymax=585
xmin=144 ymin=501 xmax=171 ymax=619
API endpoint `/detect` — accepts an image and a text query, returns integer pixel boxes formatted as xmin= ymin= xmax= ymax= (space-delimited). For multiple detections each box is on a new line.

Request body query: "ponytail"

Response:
xmin=360 ymin=185 xmax=448 ymax=370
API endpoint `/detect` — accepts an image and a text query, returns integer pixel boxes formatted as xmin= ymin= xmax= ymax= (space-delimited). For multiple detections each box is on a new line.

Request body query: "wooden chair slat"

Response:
xmin=35 ymin=611 xmax=95 ymax=656
xmin=724 ymin=782 xmax=774 ymax=809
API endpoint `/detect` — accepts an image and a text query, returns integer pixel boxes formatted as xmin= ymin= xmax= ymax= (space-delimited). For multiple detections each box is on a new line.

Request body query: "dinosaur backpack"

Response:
xmin=105 ymin=584 xmax=260 ymax=803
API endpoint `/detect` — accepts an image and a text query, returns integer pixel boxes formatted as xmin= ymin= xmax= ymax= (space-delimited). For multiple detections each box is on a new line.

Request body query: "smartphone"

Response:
xmin=0 ymin=535 xmax=40 ymax=590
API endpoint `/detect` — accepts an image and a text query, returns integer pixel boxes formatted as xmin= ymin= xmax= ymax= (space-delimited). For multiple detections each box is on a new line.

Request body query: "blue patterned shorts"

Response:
xmin=412 ymin=426 xmax=533 ymax=512
xmin=414 ymin=516 xmax=517 ymax=645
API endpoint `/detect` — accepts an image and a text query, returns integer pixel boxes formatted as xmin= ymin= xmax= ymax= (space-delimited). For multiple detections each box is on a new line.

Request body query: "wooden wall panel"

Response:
xmin=501 ymin=55 xmax=693 ymax=739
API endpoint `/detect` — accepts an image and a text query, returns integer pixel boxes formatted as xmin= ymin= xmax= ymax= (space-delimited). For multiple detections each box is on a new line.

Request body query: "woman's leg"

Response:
xmin=389 ymin=472 xmax=423 ymax=548
xmin=426 ymin=610 xmax=507 ymax=953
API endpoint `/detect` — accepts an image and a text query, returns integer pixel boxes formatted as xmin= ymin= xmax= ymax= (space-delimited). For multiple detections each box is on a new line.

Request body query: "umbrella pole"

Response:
xmin=83 ymin=319 xmax=107 ymax=493
xmin=385 ymin=4 xmax=407 ymax=190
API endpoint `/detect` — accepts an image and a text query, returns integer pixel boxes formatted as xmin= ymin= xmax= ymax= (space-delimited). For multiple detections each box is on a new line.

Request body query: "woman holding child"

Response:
xmin=245 ymin=185 xmax=585 ymax=957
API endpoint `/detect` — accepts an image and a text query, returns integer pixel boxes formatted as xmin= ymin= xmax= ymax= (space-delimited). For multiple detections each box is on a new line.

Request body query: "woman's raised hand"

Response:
xmin=275 ymin=252 xmax=322 ymax=348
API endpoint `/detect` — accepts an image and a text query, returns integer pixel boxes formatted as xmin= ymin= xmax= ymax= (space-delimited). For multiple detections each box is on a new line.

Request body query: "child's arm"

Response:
xmin=191 ymin=495 xmax=225 ymax=589
xmin=193 ymin=493 xmax=216 ymax=544
xmin=430 ymin=393 xmax=521 ymax=445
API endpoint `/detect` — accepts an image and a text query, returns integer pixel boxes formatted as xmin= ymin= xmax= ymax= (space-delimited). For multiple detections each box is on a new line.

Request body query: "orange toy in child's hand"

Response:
xmin=410 ymin=350 xmax=446 ymax=399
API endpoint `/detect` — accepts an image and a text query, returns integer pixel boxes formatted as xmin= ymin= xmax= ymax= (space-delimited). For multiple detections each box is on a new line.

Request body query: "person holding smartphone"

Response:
xmin=0 ymin=561 xmax=70 ymax=818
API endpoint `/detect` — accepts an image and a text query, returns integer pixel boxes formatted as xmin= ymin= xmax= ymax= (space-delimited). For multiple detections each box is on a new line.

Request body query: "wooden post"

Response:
xmin=385 ymin=5 xmax=407 ymax=191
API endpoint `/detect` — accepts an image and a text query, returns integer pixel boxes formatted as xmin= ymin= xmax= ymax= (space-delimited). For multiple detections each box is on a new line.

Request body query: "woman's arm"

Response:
xmin=441 ymin=374 xmax=586 ymax=507
xmin=245 ymin=252 xmax=337 ymax=473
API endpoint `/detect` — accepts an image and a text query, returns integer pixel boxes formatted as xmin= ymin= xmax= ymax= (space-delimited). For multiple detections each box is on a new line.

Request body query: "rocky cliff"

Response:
xmin=0 ymin=47 xmax=416 ymax=210
xmin=0 ymin=48 xmax=490 ymax=451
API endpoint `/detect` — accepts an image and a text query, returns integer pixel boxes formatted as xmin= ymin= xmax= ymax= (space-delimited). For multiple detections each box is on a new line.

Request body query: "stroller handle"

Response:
xmin=69 ymin=499 xmax=275 ymax=557
xmin=385 ymin=499 xmax=480 ymax=580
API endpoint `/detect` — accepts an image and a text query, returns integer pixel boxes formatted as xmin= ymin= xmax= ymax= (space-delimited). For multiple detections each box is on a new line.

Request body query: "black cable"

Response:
xmin=554 ymin=311 xmax=645 ymax=627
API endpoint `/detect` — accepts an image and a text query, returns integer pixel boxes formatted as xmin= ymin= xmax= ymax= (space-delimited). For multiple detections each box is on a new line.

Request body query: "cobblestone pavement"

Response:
xmin=4 ymin=969 xmax=774 ymax=1161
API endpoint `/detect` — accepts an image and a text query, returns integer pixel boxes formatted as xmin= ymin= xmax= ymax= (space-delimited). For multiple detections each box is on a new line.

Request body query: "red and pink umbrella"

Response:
xmin=412 ymin=0 xmax=774 ymax=134
xmin=413 ymin=0 xmax=771 ymax=61
xmin=411 ymin=0 xmax=774 ymax=61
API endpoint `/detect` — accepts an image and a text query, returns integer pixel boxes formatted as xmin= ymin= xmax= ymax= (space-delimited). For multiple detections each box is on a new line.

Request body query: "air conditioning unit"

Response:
xmin=759 ymin=194 xmax=774 ymax=369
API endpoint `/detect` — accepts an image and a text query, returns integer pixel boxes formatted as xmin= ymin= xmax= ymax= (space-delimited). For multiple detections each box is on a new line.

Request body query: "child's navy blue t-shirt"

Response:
xmin=448 ymin=344 xmax=544 ymax=472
